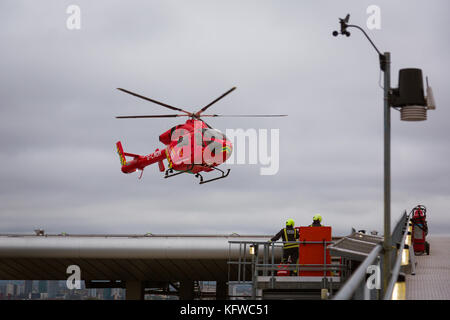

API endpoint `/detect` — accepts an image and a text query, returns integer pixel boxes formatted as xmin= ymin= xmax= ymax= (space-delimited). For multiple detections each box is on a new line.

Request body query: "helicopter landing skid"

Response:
xmin=164 ymin=165 xmax=195 ymax=179
xmin=196 ymin=167 xmax=230 ymax=185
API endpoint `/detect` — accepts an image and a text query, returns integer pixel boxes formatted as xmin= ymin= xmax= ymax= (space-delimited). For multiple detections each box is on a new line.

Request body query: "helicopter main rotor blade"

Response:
xmin=195 ymin=87 xmax=237 ymax=117
xmin=117 ymin=88 xmax=192 ymax=115
xmin=116 ymin=114 xmax=187 ymax=119
xmin=200 ymin=114 xmax=288 ymax=117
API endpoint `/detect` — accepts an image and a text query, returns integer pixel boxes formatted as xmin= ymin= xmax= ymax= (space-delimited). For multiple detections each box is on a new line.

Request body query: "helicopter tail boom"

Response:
xmin=116 ymin=141 xmax=167 ymax=175
xmin=116 ymin=141 xmax=142 ymax=174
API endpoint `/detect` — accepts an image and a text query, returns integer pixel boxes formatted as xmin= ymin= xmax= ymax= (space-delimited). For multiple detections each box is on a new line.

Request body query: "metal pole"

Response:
xmin=383 ymin=51 xmax=391 ymax=294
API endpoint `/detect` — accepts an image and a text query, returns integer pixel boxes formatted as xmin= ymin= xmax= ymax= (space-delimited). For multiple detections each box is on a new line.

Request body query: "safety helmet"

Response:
xmin=286 ymin=218 xmax=295 ymax=227
xmin=313 ymin=214 xmax=322 ymax=222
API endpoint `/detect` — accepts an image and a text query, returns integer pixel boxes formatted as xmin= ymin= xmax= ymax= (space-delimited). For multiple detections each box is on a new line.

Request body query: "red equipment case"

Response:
xmin=298 ymin=226 xmax=332 ymax=276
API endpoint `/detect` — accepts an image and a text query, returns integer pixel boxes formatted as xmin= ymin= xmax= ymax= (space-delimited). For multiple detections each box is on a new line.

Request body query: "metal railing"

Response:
xmin=333 ymin=244 xmax=382 ymax=300
xmin=228 ymin=239 xmax=343 ymax=299
xmin=384 ymin=210 xmax=414 ymax=299
xmin=333 ymin=210 xmax=412 ymax=300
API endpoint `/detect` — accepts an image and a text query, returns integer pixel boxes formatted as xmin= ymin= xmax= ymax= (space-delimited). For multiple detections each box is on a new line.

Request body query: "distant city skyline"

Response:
xmin=0 ymin=280 xmax=126 ymax=300
xmin=0 ymin=280 xmax=248 ymax=300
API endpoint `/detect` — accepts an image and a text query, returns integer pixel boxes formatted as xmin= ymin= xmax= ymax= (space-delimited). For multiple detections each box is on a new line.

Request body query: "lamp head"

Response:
xmin=391 ymin=69 xmax=435 ymax=121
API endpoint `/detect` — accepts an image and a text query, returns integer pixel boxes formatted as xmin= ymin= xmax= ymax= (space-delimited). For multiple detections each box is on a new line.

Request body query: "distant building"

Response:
xmin=112 ymin=288 xmax=124 ymax=300
xmin=88 ymin=288 xmax=97 ymax=299
xmin=31 ymin=292 xmax=41 ymax=300
xmin=104 ymin=288 xmax=112 ymax=300
xmin=38 ymin=280 xmax=48 ymax=294
xmin=24 ymin=281 xmax=33 ymax=299
xmin=0 ymin=283 xmax=6 ymax=298
xmin=48 ymin=281 xmax=59 ymax=299
xmin=6 ymin=283 xmax=17 ymax=298
xmin=16 ymin=283 xmax=25 ymax=297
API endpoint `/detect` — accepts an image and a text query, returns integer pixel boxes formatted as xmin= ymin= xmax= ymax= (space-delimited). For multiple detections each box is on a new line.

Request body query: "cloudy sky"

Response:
xmin=1 ymin=0 xmax=449 ymax=236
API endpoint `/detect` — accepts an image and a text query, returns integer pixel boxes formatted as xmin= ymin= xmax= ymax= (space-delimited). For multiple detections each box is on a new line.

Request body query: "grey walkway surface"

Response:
xmin=406 ymin=236 xmax=450 ymax=300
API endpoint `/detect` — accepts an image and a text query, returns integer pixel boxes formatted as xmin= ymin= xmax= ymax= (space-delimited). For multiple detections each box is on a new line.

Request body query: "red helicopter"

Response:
xmin=115 ymin=87 xmax=285 ymax=184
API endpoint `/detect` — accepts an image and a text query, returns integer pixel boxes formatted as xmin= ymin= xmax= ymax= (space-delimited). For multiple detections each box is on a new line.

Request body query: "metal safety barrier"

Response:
xmin=384 ymin=210 xmax=415 ymax=300
xmin=228 ymin=239 xmax=342 ymax=299
xmin=333 ymin=210 xmax=413 ymax=300
xmin=332 ymin=244 xmax=382 ymax=300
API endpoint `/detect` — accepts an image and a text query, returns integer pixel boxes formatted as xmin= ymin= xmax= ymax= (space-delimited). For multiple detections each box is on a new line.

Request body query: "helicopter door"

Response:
xmin=202 ymin=129 xmax=226 ymax=165
xmin=169 ymin=134 xmax=192 ymax=167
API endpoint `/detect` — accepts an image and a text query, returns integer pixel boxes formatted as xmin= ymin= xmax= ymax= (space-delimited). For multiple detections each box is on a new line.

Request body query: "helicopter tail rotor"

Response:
xmin=116 ymin=141 xmax=127 ymax=166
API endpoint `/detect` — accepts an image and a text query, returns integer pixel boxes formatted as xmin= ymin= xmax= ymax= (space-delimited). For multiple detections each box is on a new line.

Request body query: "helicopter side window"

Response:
xmin=202 ymin=129 xmax=225 ymax=141
xmin=177 ymin=135 xmax=189 ymax=147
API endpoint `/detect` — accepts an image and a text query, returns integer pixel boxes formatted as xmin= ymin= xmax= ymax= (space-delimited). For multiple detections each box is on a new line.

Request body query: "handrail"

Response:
xmin=228 ymin=240 xmax=334 ymax=244
xmin=228 ymin=239 xmax=337 ymax=286
xmin=332 ymin=211 xmax=410 ymax=300
xmin=333 ymin=244 xmax=382 ymax=300
xmin=384 ymin=212 xmax=412 ymax=300
xmin=228 ymin=212 xmax=411 ymax=300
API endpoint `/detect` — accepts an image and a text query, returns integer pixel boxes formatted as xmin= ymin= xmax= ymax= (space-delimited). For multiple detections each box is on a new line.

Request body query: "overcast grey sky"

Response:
xmin=1 ymin=0 xmax=449 ymax=236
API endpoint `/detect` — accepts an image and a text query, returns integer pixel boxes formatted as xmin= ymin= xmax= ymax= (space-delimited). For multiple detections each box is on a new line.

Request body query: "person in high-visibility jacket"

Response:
xmin=269 ymin=219 xmax=299 ymax=265
xmin=309 ymin=214 xmax=323 ymax=227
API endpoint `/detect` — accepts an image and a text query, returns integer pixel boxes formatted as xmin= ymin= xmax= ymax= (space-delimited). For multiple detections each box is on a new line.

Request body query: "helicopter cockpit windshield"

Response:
xmin=202 ymin=128 xmax=226 ymax=142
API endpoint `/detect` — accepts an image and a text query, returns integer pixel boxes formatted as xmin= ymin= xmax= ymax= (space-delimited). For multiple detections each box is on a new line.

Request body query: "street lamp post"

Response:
xmin=333 ymin=14 xmax=435 ymax=296
xmin=383 ymin=52 xmax=391 ymax=293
